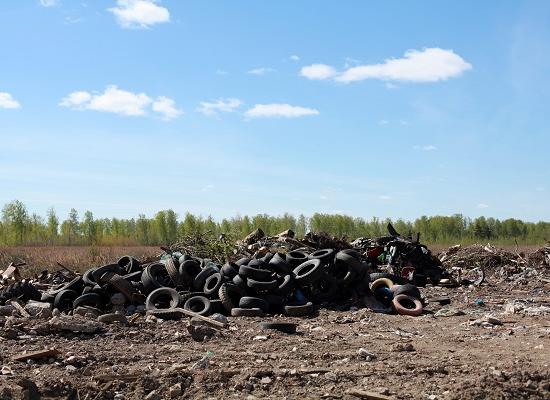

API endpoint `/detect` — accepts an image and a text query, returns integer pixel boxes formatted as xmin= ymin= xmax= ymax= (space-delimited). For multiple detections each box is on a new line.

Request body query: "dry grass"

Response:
xmin=0 ymin=246 xmax=161 ymax=277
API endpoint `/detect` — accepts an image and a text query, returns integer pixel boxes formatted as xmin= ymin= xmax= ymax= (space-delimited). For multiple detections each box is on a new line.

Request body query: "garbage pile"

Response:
xmin=0 ymin=225 xmax=440 ymax=325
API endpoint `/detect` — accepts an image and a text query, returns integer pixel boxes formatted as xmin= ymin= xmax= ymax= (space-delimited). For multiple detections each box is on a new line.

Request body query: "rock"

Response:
xmin=52 ymin=308 xmax=61 ymax=317
xmin=0 ymin=305 xmax=15 ymax=316
xmin=169 ymin=383 xmax=182 ymax=398
xmin=65 ymin=365 xmax=77 ymax=372
xmin=48 ymin=316 xmax=103 ymax=333
xmin=253 ymin=336 xmax=268 ymax=341
xmin=187 ymin=323 xmax=217 ymax=341
xmin=485 ymin=316 xmax=502 ymax=325
xmin=435 ymin=307 xmax=465 ymax=317
xmin=65 ymin=356 xmax=78 ymax=365
xmin=260 ymin=376 xmax=272 ymax=384
xmin=24 ymin=301 xmax=52 ymax=317
xmin=144 ymin=390 xmax=162 ymax=400
xmin=110 ymin=293 xmax=126 ymax=306
xmin=392 ymin=343 xmax=415 ymax=352
xmin=73 ymin=306 xmax=101 ymax=319
xmin=98 ymin=313 xmax=128 ymax=325
xmin=357 ymin=348 xmax=377 ymax=361
xmin=1 ymin=366 xmax=13 ymax=375
xmin=209 ymin=313 xmax=228 ymax=325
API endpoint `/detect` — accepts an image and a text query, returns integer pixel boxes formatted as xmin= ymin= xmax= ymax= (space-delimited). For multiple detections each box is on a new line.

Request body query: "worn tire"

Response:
xmin=145 ymin=287 xmax=180 ymax=311
xmin=247 ymin=278 xmax=278 ymax=292
xmin=203 ymin=273 xmax=224 ymax=296
xmin=284 ymin=301 xmax=314 ymax=317
xmin=308 ymin=249 xmax=335 ymax=263
xmin=231 ymin=307 xmax=264 ymax=317
xmin=73 ymin=293 xmax=103 ymax=309
xmin=183 ymin=296 xmax=212 ymax=315
xmin=141 ymin=263 xmax=171 ymax=294
xmin=293 ymin=259 xmax=325 ymax=285
xmin=392 ymin=283 xmax=421 ymax=300
xmin=238 ymin=264 xmax=272 ymax=281
xmin=393 ymin=294 xmax=423 ymax=316
xmin=218 ymin=283 xmax=243 ymax=312
xmin=286 ymin=250 xmax=309 ymax=267
xmin=193 ymin=266 xmax=218 ymax=291
xmin=239 ymin=296 xmax=269 ymax=313
xmin=54 ymin=289 xmax=79 ymax=312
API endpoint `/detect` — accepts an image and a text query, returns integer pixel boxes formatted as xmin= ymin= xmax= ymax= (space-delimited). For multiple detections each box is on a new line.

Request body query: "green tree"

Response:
xmin=2 ymin=200 xmax=29 ymax=244
xmin=46 ymin=207 xmax=59 ymax=244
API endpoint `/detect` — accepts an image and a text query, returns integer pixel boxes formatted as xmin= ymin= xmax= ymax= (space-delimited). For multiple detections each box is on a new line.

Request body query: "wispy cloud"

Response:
xmin=247 ymin=67 xmax=275 ymax=75
xmin=301 ymin=48 xmax=472 ymax=83
xmin=215 ymin=69 xmax=228 ymax=75
xmin=39 ymin=0 xmax=59 ymax=7
xmin=379 ymin=195 xmax=392 ymax=200
xmin=413 ymin=145 xmax=437 ymax=151
xmin=59 ymin=85 xmax=182 ymax=120
xmin=108 ymin=0 xmax=170 ymax=29
xmin=300 ymin=64 xmax=337 ymax=80
xmin=0 ymin=92 xmax=21 ymax=109
xmin=197 ymin=98 xmax=242 ymax=116
xmin=477 ymin=203 xmax=489 ymax=209
xmin=244 ymin=103 xmax=319 ymax=119
xmin=289 ymin=55 xmax=300 ymax=61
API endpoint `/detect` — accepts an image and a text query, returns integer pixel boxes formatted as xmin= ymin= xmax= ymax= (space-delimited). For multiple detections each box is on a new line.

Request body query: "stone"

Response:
xmin=110 ymin=293 xmax=126 ymax=306
xmin=357 ymin=348 xmax=377 ymax=361
xmin=435 ymin=307 xmax=465 ymax=317
xmin=24 ymin=301 xmax=51 ymax=316
xmin=48 ymin=316 xmax=103 ymax=333
xmin=169 ymin=383 xmax=182 ymax=398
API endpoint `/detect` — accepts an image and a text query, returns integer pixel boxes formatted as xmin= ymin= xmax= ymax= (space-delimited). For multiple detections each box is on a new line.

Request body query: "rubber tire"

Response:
xmin=221 ymin=263 xmax=238 ymax=279
xmin=275 ymin=274 xmax=295 ymax=296
xmin=117 ymin=256 xmax=140 ymax=274
xmin=218 ymin=283 xmax=243 ymax=312
xmin=247 ymin=278 xmax=278 ymax=292
xmin=141 ymin=263 xmax=170 ymax=294
xmin=392 ymin=283 xmax=421 ymax=300
xmin=183 ymin=296 xmax=212 ymax=315
xmin=308 ymin=249 xmax=335 ymax=263
xmin=232 ymin=274 xmax=247 ymax=290
xmin=259 ymin=322 xmax=297 ymax=334
xmin=238 ymin=265 xmax=272 ymax=281
xmin=239 ymin=296 xmax=269 ymax=313
xmin=335 ymin=251 xmax=363 ymax=273
xmin=179 ymin=259 xmax=201 ymax=285
xmin=231 ymin=307 xmax=264 ymax=317
xmin=193 ymin=266 xmax=218 ymax=291
xmin=73 ymin=293 xmax=103 ymax=309
xmin=370 ymin=272 xmax=406 ymax=285
xmin=286 ymin=250 xmax=309 ymax=267
xmin=268 ymin=253 xmax=292 ymax=274
xmin=54 ymin=289 xmax=79 ymax=312
xmin=370 ymin=278 xmax=395 ymax=291
xmin=293 ymin=259 xmax=325 ymax=285
xmin=145 ymin=287 xmax=180 ymax=311
xmin=284 ymin=302 xmax=314 ymax=317
xmin=203 ymin=273 xmax=224 ymax=296
xmin=393 ymin=294 xmax=423 ymax=316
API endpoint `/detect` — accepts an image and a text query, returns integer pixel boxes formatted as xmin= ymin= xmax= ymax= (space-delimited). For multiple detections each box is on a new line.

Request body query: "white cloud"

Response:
xmin=108 ymin=0 xmax=170 ymax=29
xmin=39 ymin=0 xmax=59 ymax=7
xmin=0 ymin=92 xmax=21 ymax=109
xmin=215 ymin=69 xmax=228 ymax=75
xmin=244 ymin=103 xmax=319 ymax=119
xmin=152 ymin=96 xmax=183 ymax=120
xmin=247 ymin=67 xmax=275 ymax=75
xmin=336 ymin=48 xmax=472 ymax=83
xmin=477 ymin=203 xmax=489 ymax=209
xmin=197 ymin=98 xmax=242 ymax=116
xmin=290 ymin=55 xmax=300 ymax=61
xmin=300 ymin=64 xmax=337 ymax=80
xmin=301 ymin=48 xmax=471 ymax=84
xmin=413 ymin=145 xmax=437 ymax=151
xmin=379 ymin=195 xmax=392 ymax=200
xmin=60 ymin=85 xmax=181 ymax=120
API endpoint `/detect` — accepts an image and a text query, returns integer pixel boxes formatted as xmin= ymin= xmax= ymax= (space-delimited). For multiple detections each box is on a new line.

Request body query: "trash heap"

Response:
xmin=0 ymin=225 xmax=449 ymax=327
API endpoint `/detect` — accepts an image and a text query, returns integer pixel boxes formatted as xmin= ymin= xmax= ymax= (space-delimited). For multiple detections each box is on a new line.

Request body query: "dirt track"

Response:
xmin=1 ymin=279 xmax=550 ymax=399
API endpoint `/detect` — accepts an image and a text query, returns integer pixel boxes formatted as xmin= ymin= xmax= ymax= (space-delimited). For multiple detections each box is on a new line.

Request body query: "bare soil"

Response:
xmin=1 ymin=245 xmax=549 ymax=399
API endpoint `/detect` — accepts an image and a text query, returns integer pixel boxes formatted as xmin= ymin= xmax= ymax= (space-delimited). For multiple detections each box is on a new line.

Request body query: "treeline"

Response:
xmin=0 ymin=200 xmax=549 ymax=246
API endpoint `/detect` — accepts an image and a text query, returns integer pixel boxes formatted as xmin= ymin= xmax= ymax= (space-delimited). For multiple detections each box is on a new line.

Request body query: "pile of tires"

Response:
xmin=368 ymin=273 xmax=424 ymax=316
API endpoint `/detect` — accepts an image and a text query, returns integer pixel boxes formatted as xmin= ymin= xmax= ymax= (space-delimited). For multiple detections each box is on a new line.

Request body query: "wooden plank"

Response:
xmin=175 ymin=307 xmax=227 ymax=329
xmin=13 ymin=348 xmax=60 ymax=362
xmin=345 ymin=389 xmax=393 ymax=400
xmin=10 ymin=300 xmax=31 ymax=318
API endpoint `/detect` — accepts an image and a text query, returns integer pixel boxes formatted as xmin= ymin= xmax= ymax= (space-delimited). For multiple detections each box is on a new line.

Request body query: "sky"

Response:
xmin=1 ymin=1 xmax=549 ymax=222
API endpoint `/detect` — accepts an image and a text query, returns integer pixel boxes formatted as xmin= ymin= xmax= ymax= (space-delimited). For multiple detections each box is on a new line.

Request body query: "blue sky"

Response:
xmin=1 ymin=1 xmax=549 ymax=221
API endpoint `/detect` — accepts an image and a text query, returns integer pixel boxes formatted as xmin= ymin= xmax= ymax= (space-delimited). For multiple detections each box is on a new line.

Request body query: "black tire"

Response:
xmin=247 ymin=278 xmax=278 ymax=292
xmin=92 ymin=264 xmax=121 ymax=283
xmin=141 ymin=263 xmax=171 ymax=294
xmin=193 ymin=266 xmax=218 ymax=291
xmin=261 ymin=253 xmax=274 ymax=263
xmin=145 ymin=287 xmax=181 ymax=311
xmin=165 ymin=257 xmax=182 ymax=287
xmin=335 ymin=251 xmax=363 ymax=273
xmin=183 ymin=296 xmax=212 ymax=316
xmin=232 ymin=274 xmax=247 ymax=290
xmin=235 ymin=257 xmax=251 ymax=266
xmin=268 ymin=253 xmax=292 ymax=274
xmin=369 ymin=272 xmax=406 ymax=284
xmin=239 ymin=296 xmax=269 ymax=313
xmin=238 ymin=265 xmax=272 ymax=281
xmin=308 ymin=249 xmax=335 ymax=263
xmin=218 ymin=283 xmax=243 ymax=312
xmin=0 ymin=281 xmax=41 ymax=305
xmin=284 ymin=302 xmax=314 ymax=317
xmin=275 ymin=274 xmax=295 ymax=296
xmin=393 ymin=283 xmax=421 ymax=300
xmin=54 ymin=289 xmax=79 ymax=312
xmin=293 ymin=259 xmax=325 ymax=285
xmin=73 ymin=293 xmax=103 ymax=309
xmin=262 ymin=294 xmax=285 ymax=306
xmin=203 ymin=273 xmax=224 ymax=296
xmin=311 ymin=273 xmax=338 ymax=303
xmin=221 ymin=263 xmax=238 ymax=279
xmin=117 ymin=255 xmax=140 ymax=274
xmin=231 ymin=307 xmax=264 ymax=317
xmin=286 ymin=250 xmax=309 ymax=267
xmin=339 ymin=248 xmax=361 ymax=259
xmin=259 ymin=322 xmax=297 ymax=334
xmin=83 ymin=268 xmax=98 ymax=286
xmin=179 ymin=259 xmax=201 ymax=285
xmin=48 ymin=276 xmax=84 ymax=296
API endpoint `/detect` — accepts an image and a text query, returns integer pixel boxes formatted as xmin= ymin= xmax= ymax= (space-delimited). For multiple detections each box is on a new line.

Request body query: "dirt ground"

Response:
xmin=1 ymin=245 xmax=549 ymax=399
